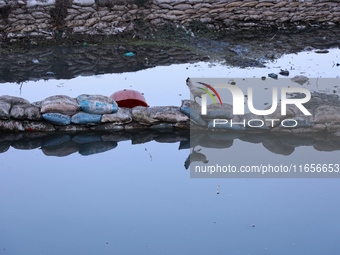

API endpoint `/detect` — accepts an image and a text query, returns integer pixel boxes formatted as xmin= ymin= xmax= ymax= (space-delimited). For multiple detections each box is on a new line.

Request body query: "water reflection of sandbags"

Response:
xmin=42 ymin=141 xmax=79 ymax=157
xmin=11 ymin=139 xmax=42 ymax=150
xmin=78 ymin=141 xmax=117 ymax=156
xmin=154 ymin=132 xmax=189 ymax=143
xmin=72 ymin=133 xmax=103 ymax=144
xmin=2 ymin=130 xmax=340 ymax=158
xmin=189 ymin=131 xmax=340 ymax=155
xmin=0 ymin=142 xmax=10 ymax=153
xmin=40 ymin=133 xmax=119 ymax=156
xmin=262 ymin=138 xmax=295 ymax=156
xmin=101 ymin=133 xmax=132 ymax=142
xmin=42 ymin=134 xmax=71 ymax=147
xmin=278 ymin=136 xmax=314 ymax=148
xmin=313 ymin=140 xmax=340 ymax=151
xmin=190 ymin=131 xmax=238 ymax=149
xmin=239 ymin=133 xmax=272 ymax=144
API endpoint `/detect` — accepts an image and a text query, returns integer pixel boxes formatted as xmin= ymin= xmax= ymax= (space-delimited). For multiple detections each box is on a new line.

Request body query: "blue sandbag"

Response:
xmin=77 ymin=94 xmax=118 ymax=114
xmin=180 ymin=100 xmax=206 ymax=127
xmin=42 ymin=113 xmax=71 ymax=126
xmin=71 ymin=112 xmax=102 ymax=125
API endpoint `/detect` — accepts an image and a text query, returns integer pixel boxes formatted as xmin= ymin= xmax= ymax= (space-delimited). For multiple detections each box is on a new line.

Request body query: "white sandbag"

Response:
xmin=101 ymin=107 xmax=132 ymax=124
xmin=10 ymin=104 xmax=41 ymax=120
xmin=41 ymin=95 xmax=79 ymax=115
xmin=0 ymin=102 xmax=11 ymax=120
xmin=0 ymin=95 xmax=30 ymax=105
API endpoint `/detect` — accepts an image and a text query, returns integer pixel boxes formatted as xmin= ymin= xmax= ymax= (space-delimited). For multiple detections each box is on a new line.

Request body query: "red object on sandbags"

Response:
xmin=110 ymin=89 xmax=148 ymax=108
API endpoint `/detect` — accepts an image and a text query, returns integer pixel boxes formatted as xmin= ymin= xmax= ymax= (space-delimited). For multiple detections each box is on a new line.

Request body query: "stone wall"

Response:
xmin=1 ymin=0 xmax=340 ymax=41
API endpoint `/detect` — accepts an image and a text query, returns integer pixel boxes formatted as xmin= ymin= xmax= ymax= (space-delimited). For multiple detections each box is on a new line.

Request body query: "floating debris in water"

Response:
xmin=124 ymin=52 xmax=135 ymax=57
xmin=32 ymin=59 xmax=39 ymax=64
xmin=45 ymin=71 xmax=55 ymax=76
xmin=261 ymin=76 xmax=266 ymax=80
xmin=291 ymin=75 xmax=309 ymax=85
xmin=315 ymin=49 xmax=329 ymax=54
xmin=268 ymin=73 xmax=278 ymax=79
xmin=216 ymin=184 xmax=220 ymax=194
xmin=279 ymin=69 xmax=289 ymax=76
xmin=145 ymin=148 xmax=152 ymax=161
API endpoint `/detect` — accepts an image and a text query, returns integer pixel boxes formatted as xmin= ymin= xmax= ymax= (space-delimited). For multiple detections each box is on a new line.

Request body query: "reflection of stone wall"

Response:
xmin=1 ymin=0 xmax=340 ymax=41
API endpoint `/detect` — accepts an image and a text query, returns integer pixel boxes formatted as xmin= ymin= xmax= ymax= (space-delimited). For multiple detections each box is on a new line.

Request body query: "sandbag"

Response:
xmin=0 ymin=120 xmax=25 ymax=131
xmin=24 ymin=121 xmax=55 ymax=132
xmin=131 ymin=106 xmax=159 ymax=125
xmin=41 ymin=95 xmax=79 ymax=115
xmin=153 ymin=106 xmax=189 ymax=123
xmin=0 ymin=102 xmax=11 ymax=120
xmin=42 ymin=113 xmax=71 ymax=126
xmin=180 ymin=100 xmax=207 ymax=127
xmin=202 ymin=103 xmax=233 ymax=119
xmin=77 ymin=94 xmax=118 ymax=114
xmin=71 ymin=112 xmax=102 ymax=125
xmin=132 ymin=106 xmax=189 ymax=125
xmin=101 ymin=107 xmax=132 ymax=124
xmin=0 ymin=95 xmax=30 ymax=105
xmin=10 ymin=104 xmax=41 ymax=120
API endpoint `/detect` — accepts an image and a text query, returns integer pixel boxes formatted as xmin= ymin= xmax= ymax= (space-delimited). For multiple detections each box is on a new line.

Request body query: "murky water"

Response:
xmin=0 ymin=44 xmax=340 ymax=254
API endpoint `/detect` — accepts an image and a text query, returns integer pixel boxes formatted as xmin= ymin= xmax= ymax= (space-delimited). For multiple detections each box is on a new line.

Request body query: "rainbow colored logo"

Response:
xmin=197 ymin=82 xmax=223 ymax=105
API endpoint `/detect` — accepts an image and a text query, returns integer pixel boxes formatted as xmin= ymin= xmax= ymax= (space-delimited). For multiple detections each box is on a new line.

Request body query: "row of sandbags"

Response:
xmin=0 ymin=94 xmax=117 ymax=118
xmin=0 ymin=95 xmax=191 ymax=128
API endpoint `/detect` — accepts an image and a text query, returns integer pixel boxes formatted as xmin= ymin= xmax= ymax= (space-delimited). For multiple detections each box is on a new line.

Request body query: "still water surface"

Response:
xmin=1 ymin=139 xmax=340 ymax=254
xmin=0 ymin=48 xmax=340 ymax=255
